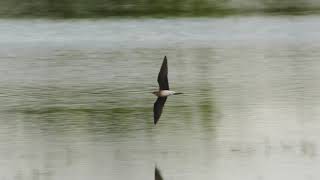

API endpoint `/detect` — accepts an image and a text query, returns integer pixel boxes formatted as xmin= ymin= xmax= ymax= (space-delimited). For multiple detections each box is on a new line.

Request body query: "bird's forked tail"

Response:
xmin=173 ymin=92 xmax=183 ymax=95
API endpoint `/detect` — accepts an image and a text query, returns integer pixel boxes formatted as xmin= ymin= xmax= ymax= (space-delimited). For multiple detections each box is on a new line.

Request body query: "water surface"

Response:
xmin=0 ymin=16 xmax=320 ymax=180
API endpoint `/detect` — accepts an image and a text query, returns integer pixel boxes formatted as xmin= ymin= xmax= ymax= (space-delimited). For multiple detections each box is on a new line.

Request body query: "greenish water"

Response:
xmin=0 ymin=16 xmax=320 ymax=180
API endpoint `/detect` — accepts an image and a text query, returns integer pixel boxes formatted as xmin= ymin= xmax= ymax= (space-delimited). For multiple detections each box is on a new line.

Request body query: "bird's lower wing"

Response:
xmin=153 ymin=97 xmax=167 ymax=125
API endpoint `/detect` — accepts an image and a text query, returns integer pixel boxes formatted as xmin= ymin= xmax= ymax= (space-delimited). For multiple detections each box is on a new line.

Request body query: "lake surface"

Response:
xmin=0 ymin=16 xmax=320 ymax=180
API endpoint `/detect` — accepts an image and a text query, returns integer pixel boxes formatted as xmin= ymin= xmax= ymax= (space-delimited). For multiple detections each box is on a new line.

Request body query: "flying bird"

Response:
xmin=152 ymin=56 xmax=183 ymax=125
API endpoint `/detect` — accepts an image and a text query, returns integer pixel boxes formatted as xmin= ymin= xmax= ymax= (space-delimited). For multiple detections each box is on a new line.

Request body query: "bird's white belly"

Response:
xmin=159 ymin=90 xmax=175 ymax=97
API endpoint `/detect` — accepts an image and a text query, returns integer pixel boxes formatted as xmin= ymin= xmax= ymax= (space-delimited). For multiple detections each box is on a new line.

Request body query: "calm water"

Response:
xmin=1 ymin=16 xmax=320 ymax=180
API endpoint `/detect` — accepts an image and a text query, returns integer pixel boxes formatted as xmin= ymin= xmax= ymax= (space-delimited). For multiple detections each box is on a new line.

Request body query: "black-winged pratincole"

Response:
xmin=152 ymin=56 xmax=183 ymax=125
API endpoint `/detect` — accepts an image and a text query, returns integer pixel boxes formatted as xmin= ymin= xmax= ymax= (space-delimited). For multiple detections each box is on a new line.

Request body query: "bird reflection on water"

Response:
xmin=155 ymin=167 xmax=164 ymax=180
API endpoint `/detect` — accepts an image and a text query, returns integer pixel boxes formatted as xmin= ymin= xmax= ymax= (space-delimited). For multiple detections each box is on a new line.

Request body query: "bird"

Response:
xmin=152 ymin=56 xmax=183 ymax=125
xmin=155 ymin=167 xmax=164 ymax=180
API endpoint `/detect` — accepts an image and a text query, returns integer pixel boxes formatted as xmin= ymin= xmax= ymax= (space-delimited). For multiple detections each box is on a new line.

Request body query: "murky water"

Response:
xmin=1 ymin=16 xmax=320 ymax=180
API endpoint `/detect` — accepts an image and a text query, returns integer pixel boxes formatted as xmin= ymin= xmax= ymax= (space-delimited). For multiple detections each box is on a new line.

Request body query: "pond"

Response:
xmin=0 ymin=16 xmax=320 ymax=180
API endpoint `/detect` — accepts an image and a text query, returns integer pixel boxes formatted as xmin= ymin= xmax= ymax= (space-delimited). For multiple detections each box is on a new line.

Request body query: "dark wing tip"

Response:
xmin=154 ymin=118 xmax=158 ymax=125
xmin=153 ymin=107 xmax=160 ymax=125
xmin=162 ymin=56 xmax=167 ymax=66
xmin=154 ymin=112 xmax=160 ymax=125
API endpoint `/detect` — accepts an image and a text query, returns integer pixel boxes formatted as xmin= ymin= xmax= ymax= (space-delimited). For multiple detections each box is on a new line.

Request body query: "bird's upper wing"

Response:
xmin=153 ymin=97 xmax=167 ymax=125
xmin=155 ymin=167 xmax=164 ymax=180
xmin=157 ymin=56 xmax=169 ymax=90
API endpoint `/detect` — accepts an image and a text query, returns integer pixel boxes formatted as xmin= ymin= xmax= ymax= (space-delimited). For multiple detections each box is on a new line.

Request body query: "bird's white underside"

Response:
xmin=157 ymin=90 xmax=176 ymax=97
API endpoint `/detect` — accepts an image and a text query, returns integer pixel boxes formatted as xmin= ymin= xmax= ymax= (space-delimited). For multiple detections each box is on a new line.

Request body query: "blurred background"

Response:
xmin=1 ymin=1 xmax=320 ymax=180
xmin=0 ymin=0 xmax=320 ymax=17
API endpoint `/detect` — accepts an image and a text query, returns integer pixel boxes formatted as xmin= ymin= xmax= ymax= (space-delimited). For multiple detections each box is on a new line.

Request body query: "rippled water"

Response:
xmin=1 ymin=16 xmax=320 ymax=180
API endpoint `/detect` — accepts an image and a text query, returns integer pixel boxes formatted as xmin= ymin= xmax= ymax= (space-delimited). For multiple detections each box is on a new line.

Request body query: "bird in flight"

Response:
xmin=153 ymin=56 xmax=183 ymax=125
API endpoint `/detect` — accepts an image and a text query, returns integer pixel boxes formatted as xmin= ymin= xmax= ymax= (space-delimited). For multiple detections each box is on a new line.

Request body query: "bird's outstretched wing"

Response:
xmin=153 ymin=97 xmax=167 ymax=124
xmin=157 ymin=56 xmax=169 ymax=90
xmin=155 ymin=167 xmax=164 ymax=180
